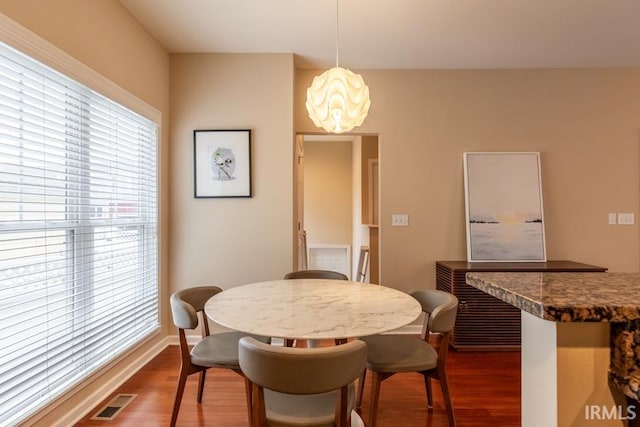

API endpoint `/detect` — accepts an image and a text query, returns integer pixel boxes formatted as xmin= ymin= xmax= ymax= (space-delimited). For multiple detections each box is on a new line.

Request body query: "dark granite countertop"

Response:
xmin=466 ymin=272 xmax=640 ymax=322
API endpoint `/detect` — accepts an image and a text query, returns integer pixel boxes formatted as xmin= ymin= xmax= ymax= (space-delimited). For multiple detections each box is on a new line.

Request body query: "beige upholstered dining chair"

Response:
xmin=356 ymin=289 xmax=459 ymax=427
xmin=239 ymin=336 xmax=367 ymax=427
xmin=283 ymin=269 xmax=348 ymax=281
xmin=283 ymin=269 xmax=349 ymax=347
xmin=170 ymin=286 xmax=270 ymax=427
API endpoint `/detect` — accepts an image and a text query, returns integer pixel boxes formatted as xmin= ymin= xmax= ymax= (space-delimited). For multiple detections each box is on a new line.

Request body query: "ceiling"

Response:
xmin=118 ymin=0 xmax=640 ymax=70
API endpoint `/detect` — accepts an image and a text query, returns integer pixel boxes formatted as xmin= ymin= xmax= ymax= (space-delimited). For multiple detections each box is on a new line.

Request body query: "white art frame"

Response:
xmin=463 ymin=152 xmax=546 ymax=262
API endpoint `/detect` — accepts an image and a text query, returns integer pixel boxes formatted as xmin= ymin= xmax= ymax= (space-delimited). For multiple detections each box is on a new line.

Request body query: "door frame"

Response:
xmin=293 ymin=133 xmax=379 ymax=279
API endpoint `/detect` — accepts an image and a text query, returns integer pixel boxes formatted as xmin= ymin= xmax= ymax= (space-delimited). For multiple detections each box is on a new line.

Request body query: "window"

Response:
xmin=0 ymin=41 xmax=159 ymax=425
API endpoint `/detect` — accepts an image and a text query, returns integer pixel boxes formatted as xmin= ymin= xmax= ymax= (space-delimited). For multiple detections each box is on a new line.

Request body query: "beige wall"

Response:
xmin=0 ymin=1 xmax=170 ymax=425
xmin=304 ymin=139 xmax=353 ymax=247
xmin=297 ymin=68 xmax=640 ymax=291
xmin=169 ymin=53 xmax=295 ymax=289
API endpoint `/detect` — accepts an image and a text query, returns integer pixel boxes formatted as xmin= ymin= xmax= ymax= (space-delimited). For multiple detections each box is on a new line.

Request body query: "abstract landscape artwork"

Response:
xmin=463 ymin=152 xmax=546 ymax=262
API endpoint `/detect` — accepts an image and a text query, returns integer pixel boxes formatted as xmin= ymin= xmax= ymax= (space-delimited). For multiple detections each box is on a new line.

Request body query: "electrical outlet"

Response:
xmin=391 ymin=214 xmax=409 ymax=226
xmin=618 ymin=213 xmax=635 ymax=225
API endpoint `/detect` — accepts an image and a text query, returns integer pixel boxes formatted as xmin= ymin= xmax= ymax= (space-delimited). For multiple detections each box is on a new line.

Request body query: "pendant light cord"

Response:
xmin=335 ymin=0 xmax=339 ymax=68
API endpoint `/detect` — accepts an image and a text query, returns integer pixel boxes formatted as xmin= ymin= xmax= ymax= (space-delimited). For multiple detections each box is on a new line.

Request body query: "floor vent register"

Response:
xmin=90 ymin=393 xmax=137 ymax=420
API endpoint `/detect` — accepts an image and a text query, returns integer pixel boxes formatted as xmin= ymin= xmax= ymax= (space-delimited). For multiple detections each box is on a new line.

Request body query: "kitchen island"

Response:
xmin=466 ymin=272 xmax=640 ymax=427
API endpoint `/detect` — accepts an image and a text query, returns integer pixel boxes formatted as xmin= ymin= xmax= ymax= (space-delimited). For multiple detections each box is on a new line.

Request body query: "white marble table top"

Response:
xmin=204 ymin=279 xmax=422 ymax=340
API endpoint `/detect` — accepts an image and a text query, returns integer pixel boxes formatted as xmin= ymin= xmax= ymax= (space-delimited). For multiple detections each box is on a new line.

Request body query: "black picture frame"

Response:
xmin=193 ymin=129 xmax=252 ymax=198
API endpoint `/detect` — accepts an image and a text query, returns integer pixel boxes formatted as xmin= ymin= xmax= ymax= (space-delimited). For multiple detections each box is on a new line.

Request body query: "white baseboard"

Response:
xmin=42 ymin=337 xmax=170 ymax=427
xmin=167 ymin=333 xmax=201 ymax=346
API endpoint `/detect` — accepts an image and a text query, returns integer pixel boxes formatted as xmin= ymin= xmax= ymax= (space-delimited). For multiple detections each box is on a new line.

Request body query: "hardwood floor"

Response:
xmin=75 ymin=344 xmax=520 ymax=427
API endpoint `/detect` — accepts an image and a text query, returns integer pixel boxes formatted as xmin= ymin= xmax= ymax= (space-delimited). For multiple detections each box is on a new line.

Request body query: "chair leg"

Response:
xmin=336 ymin=385 xmax=349 ymax=427
xmin=284 ymin=339 xmax=295 ymax=347
xmin=423 ymin=374 xmax=433 ymax=408
xmin=244 ymin=377 xmax=253 ymax=427
xmin=197 ymin=369 xmax=207 ymax=403
xmin=356 ymin=368 xmax=367 ymax=411
xmin=252 ymin=383 xmax=267 ymax=427
xmin=335 ymin=338 xmax=347 ymax=345
xmin=439 ymin=370 xmax=456 ymax=427
xmin=170 ymin=367 xmax=190 ymax=427
xmin=368 ymin=371 xmax=393 ymax=427
xmin=368 ymin=372 xmax=383 ymax=427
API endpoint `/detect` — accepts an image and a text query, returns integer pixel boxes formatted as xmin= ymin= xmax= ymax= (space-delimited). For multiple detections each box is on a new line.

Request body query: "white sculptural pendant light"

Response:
xmin=305 ymin=0 xmax=371 ymax=134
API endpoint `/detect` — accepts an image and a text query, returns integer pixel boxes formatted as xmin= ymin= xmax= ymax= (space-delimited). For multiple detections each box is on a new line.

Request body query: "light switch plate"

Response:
xmin=608 ymin=213 xmax=617 ymax=225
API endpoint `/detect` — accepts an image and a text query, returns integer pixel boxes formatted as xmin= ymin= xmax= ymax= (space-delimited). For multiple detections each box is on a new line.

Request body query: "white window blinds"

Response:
xmin=0 ymin=41 xmax=159 ymax=425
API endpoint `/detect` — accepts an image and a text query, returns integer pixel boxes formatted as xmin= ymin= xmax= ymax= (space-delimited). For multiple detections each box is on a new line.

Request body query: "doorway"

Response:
xmin=293 ymin=134 xmax=379 ymax=282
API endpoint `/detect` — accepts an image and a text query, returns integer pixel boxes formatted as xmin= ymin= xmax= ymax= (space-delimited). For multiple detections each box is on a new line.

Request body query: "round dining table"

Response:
xmin=204 ymin=279 xmax=422 ymax=341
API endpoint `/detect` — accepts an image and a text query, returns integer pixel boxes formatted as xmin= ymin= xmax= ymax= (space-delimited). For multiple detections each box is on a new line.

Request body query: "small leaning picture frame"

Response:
xmin=193 ymin=129 xmax=252 ymax=198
